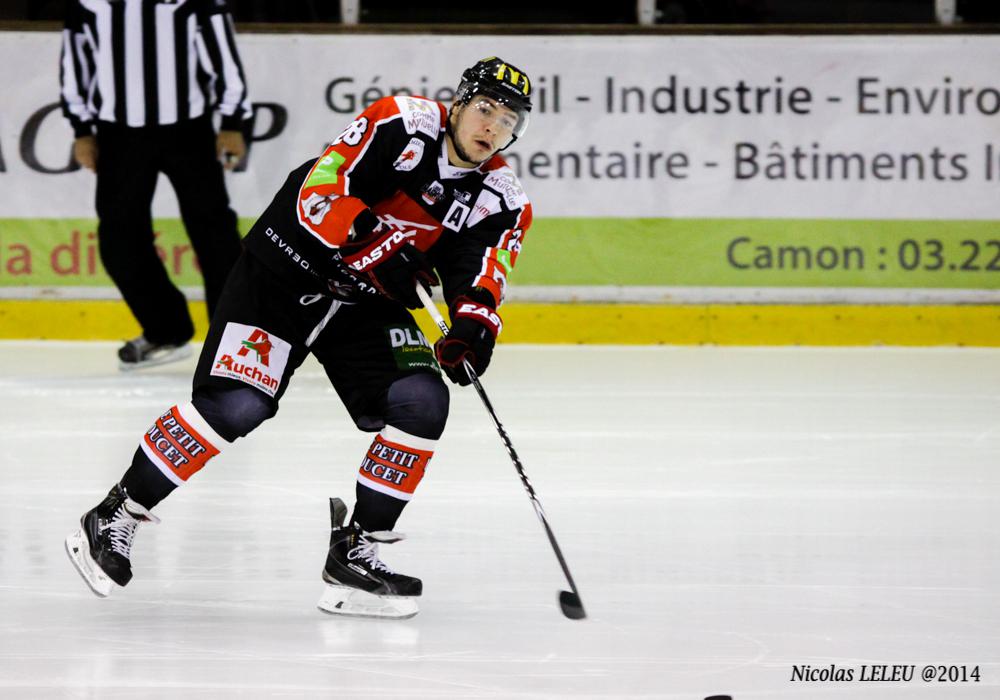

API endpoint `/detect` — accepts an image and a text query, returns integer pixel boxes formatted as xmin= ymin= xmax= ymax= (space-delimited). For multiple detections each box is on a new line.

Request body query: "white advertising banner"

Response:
xmin=1 ymin=31 xmax=998 ymax=302
xmin=2 ymin=32 xmax=1000 ymax=220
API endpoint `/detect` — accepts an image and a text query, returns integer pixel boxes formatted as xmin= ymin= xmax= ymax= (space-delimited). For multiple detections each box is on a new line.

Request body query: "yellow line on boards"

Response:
xmin=0 ymin=300 xmax=997 ymax=346
xmin=500 ymin=303 xmax=1000 ymax=346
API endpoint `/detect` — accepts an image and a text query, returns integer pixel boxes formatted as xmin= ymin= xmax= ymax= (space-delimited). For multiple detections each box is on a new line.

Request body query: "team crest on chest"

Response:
xmin=421 ymin=181 xmax=445 ymax=205
xmin=393 ymin=138 xmax=425 ymax=172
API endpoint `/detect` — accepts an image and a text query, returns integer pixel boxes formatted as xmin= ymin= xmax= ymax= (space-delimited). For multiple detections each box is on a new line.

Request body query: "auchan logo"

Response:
xmin=214 ymin=354 xmax=280 ymax=393
xmin=237 ymin=329 xmax=273 ymax=366
xmin=210 ymin=323 xmax=291 ymax=398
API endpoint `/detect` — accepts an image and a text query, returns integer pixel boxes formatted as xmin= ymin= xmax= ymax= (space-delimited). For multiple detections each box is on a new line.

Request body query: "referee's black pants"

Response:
xmin=95 ymin=116 xmax=242 ymax=345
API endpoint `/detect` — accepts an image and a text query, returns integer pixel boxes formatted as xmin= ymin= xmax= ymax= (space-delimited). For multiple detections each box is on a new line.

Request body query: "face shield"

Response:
xmin=462 ymin=94 xmax=530 ymax=151
xmin=472 ymin=89 xmax=530 ymax=140
xmin=454 ymin=76 xmax=532 ymax=151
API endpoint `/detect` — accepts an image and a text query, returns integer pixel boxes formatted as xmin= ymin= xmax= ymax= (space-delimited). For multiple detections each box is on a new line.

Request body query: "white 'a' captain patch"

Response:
xmin=443 ymin=201 xmax=470 ymax=231
xmin=393 ymin=137 xmax=425 ymax=171
xmin=483 ymin=167 xmax=529 ymax=210
xmin=394 ymin=96 xmax=440 ymax=138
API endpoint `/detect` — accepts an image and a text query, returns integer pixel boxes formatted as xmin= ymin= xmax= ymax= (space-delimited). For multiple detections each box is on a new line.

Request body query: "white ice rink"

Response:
xmin=0 ymin=341 xmax=997 ymax=699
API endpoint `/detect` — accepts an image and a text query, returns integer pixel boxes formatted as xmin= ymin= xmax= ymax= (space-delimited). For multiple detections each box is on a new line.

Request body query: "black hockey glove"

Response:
xmin=435 ymin=294 xmax=502 ymax=386
xmin=340 ymin=212 xmax=438 ymax=308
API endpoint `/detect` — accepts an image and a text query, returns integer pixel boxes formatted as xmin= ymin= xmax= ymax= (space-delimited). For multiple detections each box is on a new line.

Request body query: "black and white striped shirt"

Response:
xmin=60 ymin=0 xmax=251 ymax=137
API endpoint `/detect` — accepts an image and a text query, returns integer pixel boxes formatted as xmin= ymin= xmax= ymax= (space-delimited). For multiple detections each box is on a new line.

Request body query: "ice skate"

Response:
xmin=317 ymin=497 xmax=421 ymax=619
xmin=65 ymin=484 xmax=160 ymax=597
xmin=118 ymin=335 xmax=192 ymax=371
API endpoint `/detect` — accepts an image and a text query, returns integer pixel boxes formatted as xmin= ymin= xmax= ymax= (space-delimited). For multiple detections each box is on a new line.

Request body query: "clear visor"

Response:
xmin=465 ymin=94 xmax=530 ymax=142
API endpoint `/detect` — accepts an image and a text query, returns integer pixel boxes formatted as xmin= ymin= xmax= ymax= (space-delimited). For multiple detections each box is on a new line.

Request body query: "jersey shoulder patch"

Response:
xmin=482 ymin=163 xmax=529 ymax=211
xmin=393 ymin=96 xmax=444 ymax=138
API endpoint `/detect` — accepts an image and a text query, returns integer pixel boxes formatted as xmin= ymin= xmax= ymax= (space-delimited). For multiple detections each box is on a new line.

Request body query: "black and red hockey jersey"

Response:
xmin=242 ymin=94 xmax=532 ymax=311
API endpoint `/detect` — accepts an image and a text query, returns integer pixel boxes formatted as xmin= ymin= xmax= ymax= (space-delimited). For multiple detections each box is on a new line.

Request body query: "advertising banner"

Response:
xmin=0 ymin=32 xmax=998 ymax=300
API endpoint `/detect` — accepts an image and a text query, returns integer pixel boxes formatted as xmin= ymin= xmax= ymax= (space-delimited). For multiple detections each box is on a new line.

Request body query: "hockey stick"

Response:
xmin=416 ymin=284 xmax=586 ymax=620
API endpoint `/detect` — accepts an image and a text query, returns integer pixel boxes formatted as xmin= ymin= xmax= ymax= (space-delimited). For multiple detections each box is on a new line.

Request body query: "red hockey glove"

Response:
xmin=339 ymin=213 xmax=438 ymax=308
xmin=435 ymin=295 xmax=502 ymax=385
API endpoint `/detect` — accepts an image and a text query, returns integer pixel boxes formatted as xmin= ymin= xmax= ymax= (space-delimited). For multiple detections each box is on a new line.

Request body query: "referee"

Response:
xmin=60 ymin=0 xmax=251 ymax=370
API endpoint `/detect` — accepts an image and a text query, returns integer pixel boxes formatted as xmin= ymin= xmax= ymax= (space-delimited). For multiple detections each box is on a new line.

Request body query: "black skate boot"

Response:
xmin=118 ymin=335 xmax=191 ymax=371
xmin=317 ymin=497 xmax=421 ymax=619
xmin=65 ymin=484 xmax=160 ymax=597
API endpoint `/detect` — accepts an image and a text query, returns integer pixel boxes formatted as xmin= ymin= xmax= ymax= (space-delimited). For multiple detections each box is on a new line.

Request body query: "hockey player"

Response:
xmin=65 ymin=57 xmax=533 ymax=619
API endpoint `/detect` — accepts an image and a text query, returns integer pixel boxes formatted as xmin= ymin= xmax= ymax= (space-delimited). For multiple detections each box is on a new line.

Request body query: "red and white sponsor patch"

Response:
xmin=210 ymin=323 xmax=291 ymax=397
xmin=356 ymin=426 xmax=436 ymax=501
xmin=455 ymin=301 xmax=503 ymax=336
xmin=465 ymin=189 xmax=502 ymax=229
xmin=483 ymin=166 xmax=528 ymax=210
xmin=343 ymin=229 xmax=418 ymax=272
xmin=394 ymin=95 xmax=441 ymax=138
xmin=141 ymin=403 xmax=228 ymax=484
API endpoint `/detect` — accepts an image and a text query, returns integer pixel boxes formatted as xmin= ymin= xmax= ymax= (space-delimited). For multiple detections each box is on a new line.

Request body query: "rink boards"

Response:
xmin=1 ymin=298 xmax=996 ymax=346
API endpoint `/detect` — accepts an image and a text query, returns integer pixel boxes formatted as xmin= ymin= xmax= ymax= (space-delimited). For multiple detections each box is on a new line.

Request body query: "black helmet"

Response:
xmin=455 ymin=57 xmax=532 ymax=141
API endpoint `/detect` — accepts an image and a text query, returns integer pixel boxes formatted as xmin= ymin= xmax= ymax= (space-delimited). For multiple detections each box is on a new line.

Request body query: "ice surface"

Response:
xmin=0 ymin=341 xmax=997 ymax=699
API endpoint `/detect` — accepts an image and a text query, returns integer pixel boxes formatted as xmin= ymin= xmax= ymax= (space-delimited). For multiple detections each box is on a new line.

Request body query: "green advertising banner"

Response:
xmin=513 ymin=219 xmax=1000 ymax=289
xmin=1 ymin=218 xmax=997 ymax=291
xmin=0 ymin=219 xmax=249 ymax=289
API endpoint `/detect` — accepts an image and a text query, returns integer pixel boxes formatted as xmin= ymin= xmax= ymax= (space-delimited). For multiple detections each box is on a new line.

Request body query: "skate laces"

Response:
xmin=100 ymin=505 xmax=141 ymax=557
xmin=100 ymin=502 xmax=159 ymax=558
xmin=348 ymin=531 xmax=403 ymax=575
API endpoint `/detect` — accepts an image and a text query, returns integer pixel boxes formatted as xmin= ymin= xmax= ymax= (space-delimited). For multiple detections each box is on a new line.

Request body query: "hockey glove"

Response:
xmin=435 ymin=295 xmax=502 ymax=385
xmin=340 ymin=212 xmax=438 ymax=308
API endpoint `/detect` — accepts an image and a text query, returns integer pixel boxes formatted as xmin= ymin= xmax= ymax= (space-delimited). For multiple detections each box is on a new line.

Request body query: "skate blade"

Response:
xmin=118 ymin=345 xmax=192 ymax=372
xmin=65 ymin=530 xmax=114 ymax=598
xmin=317 ymin=584 xmax=419 ymax=620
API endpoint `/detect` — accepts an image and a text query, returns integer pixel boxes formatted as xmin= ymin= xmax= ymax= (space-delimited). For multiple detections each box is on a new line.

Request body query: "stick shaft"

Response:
xmin=416 ymin=285 xmax=584 ymax=603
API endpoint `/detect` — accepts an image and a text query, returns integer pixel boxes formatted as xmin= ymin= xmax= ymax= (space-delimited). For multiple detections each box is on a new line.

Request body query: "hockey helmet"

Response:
xmin=455 ymin=57 xmax=532 ymax=141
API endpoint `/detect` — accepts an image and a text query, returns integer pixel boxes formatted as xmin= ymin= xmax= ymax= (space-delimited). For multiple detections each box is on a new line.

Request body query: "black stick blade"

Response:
xmin=559 ymin=590 xmax=586 ymax=620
